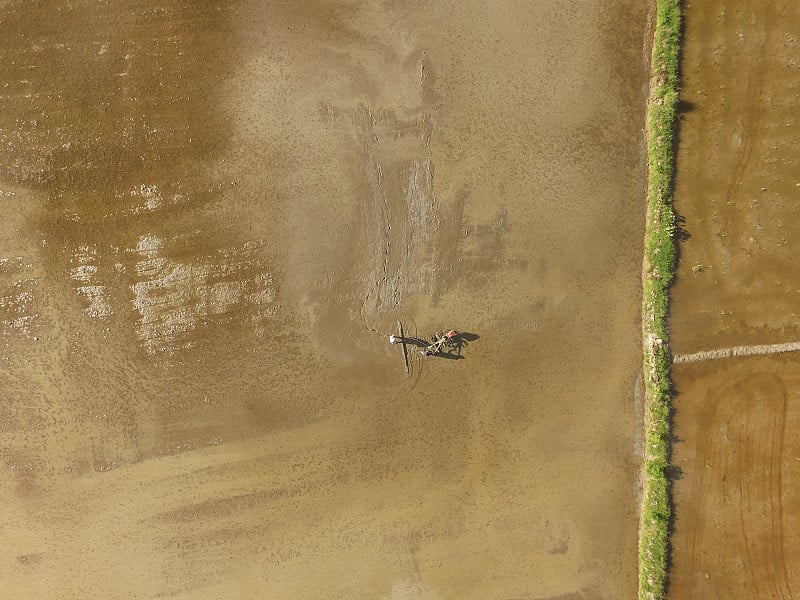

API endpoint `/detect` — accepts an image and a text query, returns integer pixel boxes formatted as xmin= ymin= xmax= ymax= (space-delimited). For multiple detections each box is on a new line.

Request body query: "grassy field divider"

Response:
xmin=639 ymin=0 xmax=681 ymax=599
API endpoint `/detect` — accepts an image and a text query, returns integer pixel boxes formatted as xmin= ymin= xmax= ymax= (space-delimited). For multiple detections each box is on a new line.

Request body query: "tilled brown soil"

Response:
xmin=668 ymin=1 xmax=800 ymax=598
xmin=670 ymin=358 xmax=800 ymax=599
xmin=0 ymin=2 xmax=647 ymax=598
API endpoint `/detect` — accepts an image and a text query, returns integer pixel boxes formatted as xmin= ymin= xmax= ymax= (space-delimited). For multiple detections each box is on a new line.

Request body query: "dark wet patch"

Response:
xmin=17 ymin=552 xmax=44 ymax=566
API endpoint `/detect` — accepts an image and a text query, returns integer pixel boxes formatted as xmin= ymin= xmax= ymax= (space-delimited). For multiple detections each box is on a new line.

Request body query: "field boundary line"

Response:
xmin=639 ymin=0 xmax=682 ymax=598
xmin=674 ymin=341 xmax=800 ymax=364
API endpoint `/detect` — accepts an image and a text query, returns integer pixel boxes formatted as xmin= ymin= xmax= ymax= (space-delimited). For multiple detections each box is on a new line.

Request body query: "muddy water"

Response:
xmin=1 ymin=2 xmax=647 ymax=598
xmin=671 ymin=0 xmax=800 ymax=351
xmin=668 ymin=0 xmax=800 ymax=598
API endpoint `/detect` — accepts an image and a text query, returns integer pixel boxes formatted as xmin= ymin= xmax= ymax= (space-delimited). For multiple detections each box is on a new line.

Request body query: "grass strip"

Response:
xmin=639 ymin=0 xmax=681 ymax=599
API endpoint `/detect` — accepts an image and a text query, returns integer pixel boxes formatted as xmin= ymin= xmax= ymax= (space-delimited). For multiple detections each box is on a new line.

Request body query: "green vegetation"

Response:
xmin=639 ymin=1 xmax=681 ymax=599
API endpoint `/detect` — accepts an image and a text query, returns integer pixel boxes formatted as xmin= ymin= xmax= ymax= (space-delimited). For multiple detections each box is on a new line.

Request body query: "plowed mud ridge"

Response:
xmin=674 ymin=341 xmax=800 ymax=364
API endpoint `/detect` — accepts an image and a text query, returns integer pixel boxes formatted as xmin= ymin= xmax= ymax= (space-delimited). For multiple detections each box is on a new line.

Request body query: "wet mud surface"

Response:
xmin=670 ymin=0 xmax=800 ymax=351
xmin=669 ymin=1 xmax=800 ymax=598
xmin=1 ymin=2 xmax=647 ymax=598
xmin=670 ymin=358 xmax=800 ymax=599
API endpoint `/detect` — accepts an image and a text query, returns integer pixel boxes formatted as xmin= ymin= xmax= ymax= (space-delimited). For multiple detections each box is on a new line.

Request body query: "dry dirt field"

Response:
xmin=668 ymin=0 xmax=800 ymax=598
xmin=1 ymin=2 xmax=648 ymax=598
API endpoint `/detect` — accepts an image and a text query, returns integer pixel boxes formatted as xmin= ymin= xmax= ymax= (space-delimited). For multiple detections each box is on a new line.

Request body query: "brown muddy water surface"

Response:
xmin=1 ymin=2 xmax=647 ymax=598
xmin=669 ymin=1 xmax=800 ymax=598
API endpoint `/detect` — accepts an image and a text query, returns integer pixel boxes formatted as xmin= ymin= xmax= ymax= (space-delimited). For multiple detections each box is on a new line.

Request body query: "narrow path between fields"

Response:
xmin=673 ymin=341 xmax=800 ymax=364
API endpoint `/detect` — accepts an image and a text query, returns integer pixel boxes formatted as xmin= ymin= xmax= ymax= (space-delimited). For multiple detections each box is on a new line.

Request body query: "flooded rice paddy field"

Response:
xmin=1 ymin=1 xmax=647 ymax=598
xmin=669 ymin=0 xmax=800 ymax=598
